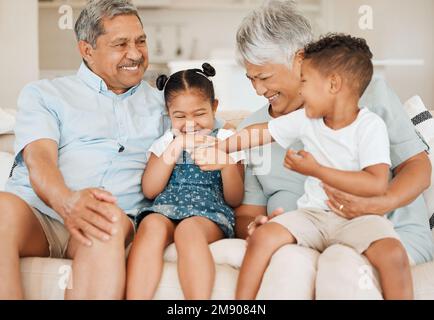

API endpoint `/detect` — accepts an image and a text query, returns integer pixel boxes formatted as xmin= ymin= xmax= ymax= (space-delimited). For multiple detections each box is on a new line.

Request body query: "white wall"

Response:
xmin=37 ymin=0 xmax=434 ymax=109
xmin=38 ymin=4 xmax=323 ymax=69
xmin=325 ymin=0 xmax=434 ymax=108
xmin=0 ymin=0 xmax=39 ymax=109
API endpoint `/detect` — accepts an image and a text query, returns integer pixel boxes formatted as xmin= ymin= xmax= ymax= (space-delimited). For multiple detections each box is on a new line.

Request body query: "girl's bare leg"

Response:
xmin=126 ymin=213 xmax=175 ymax=300
xmin=174 ymin=216 xmax=224 ymax=300
xmin=236 ymin=222 xmax=296 ymax=300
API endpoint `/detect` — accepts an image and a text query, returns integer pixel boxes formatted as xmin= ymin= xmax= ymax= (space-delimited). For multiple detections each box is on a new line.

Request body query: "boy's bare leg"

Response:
xmin=65 ymin=211 xmax=134 ymax=300
xmin=364 ymin=238 xmax=413 ymax=300
xmin=174 ymin=216 xmax=224 ymax=300
xmin=236 ymin=222 xmax=296 ymax=300
xmin=126 ymin=213 xmax=175 ymax=300
xmin=0 ymin=193 xmax=50 ymax=299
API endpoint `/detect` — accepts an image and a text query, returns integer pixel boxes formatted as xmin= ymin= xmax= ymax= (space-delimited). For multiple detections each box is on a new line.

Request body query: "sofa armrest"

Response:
xmin=0 ymin=134 xmax=14 ymax=155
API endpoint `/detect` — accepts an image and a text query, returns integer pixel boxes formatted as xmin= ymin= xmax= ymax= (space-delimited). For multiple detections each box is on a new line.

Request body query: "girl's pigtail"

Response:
xmin=201 ymin=63 xmax=216 ymax=77
xmin=156 ymin=74 xmax=169 ymax=91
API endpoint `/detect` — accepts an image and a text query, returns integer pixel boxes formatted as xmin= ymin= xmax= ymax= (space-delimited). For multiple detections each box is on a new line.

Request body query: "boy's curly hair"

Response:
xmin=303 ymin=33 xmax=374 ymax=97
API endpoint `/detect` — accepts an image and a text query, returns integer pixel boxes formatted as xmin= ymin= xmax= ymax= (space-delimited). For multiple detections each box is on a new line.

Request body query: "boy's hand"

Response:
xmin=284 ymin=149 xmax=321 ymax=177
xmin=191 ymin=145 xmax=235 ymax=171
xmin=173 ymin=132 xmax=215 ymax=151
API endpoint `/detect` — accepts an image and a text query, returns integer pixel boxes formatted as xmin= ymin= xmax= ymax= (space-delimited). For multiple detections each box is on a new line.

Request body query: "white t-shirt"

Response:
xmin=268 ymin=108 xmax=391 ymax=210
xmin=148 ymin=128 xmax=246 ymax=163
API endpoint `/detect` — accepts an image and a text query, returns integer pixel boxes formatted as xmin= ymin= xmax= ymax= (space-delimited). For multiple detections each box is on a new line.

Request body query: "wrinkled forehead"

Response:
xmin=99 ymin=15 xmax=145 ymax=42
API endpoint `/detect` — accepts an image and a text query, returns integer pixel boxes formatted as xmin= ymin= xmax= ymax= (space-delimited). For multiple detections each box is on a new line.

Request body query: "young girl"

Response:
xmin=126 ymin=63 xmax=245 ymax=300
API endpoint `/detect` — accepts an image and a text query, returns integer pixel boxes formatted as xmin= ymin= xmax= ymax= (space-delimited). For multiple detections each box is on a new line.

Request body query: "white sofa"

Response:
xmin=1 ymin=110 xmax=434 ymax=300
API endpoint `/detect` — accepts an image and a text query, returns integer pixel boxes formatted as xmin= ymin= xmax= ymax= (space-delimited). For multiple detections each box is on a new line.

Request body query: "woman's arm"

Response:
xmin=221 ymin=162 xmax=245 ymax=208
xmin=141 ymin=137 xmax=183 ymax=200
xmin=323 ymin=152 xmax=431 ymax=218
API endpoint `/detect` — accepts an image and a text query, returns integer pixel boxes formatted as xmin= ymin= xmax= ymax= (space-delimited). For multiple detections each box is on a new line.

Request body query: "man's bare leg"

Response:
xmin=236 ymin=222 xmax=296 ymax=300
xmin=0 ymin=192 xmax=50 ymax=299
xmin=65 ymin=212 xmax=133 ymax=300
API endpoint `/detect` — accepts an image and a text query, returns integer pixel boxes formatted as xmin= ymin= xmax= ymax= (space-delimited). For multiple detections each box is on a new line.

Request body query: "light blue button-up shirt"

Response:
xmin=6 ymin=63 xmax=170 ymax=221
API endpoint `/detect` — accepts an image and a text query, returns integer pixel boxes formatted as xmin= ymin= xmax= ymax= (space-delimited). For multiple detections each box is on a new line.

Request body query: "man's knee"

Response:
xmin=0 ymin=192 xmax=35 ymax=236
xmin=68 ymin=213 xmax=132 ymax=258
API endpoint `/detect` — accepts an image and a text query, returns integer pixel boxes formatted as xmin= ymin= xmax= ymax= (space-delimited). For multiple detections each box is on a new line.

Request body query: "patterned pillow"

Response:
xmin=403 ymin=96 xmax=434 ymax=229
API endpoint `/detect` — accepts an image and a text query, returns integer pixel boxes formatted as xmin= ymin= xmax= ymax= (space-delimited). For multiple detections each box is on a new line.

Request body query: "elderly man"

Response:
xmin=0 ymin=0 xmax=169 ymax=299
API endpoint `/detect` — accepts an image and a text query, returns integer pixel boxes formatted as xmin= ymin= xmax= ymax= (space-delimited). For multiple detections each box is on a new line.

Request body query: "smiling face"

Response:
xmin=167 ymin=90 xmax=218 ymax=134
xmin=244 ymin=53 xmax=304 ymax=118
xmin=299 ymin=59 xmax=334 ymax=118
xmin=79 ymin=14 xmax=148 ymax=94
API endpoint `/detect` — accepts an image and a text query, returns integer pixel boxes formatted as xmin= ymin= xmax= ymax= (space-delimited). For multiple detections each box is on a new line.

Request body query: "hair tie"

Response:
xmin=156 ymin=74 xmax=169 ymax=91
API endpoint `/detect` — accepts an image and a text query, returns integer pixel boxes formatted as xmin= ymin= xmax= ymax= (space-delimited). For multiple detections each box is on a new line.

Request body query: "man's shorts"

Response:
xmin=269 ymin=208 xmax=401 ymax=254
xmin=31 ymin=208 xmax=136 ymax=258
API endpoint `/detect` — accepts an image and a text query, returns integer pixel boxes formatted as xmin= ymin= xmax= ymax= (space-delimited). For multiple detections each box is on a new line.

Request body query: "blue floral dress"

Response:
xmin=139 ymin=129 xmax=235 ymax=238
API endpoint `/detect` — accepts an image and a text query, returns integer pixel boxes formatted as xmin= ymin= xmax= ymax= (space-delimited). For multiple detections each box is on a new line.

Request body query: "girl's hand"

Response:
xmin=192 ymin=145 xmax=235 ymax=171
xmin=284 ymin=149 xmax=321 ymax=177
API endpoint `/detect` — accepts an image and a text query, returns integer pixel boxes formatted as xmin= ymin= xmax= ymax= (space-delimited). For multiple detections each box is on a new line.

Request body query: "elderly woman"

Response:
xmin=233 ymin=0 xmax=432 ymax=299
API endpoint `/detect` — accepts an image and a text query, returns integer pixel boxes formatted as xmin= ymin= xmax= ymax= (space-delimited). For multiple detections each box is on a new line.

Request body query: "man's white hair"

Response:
xmin=74 ymin=0 xmax=142 ymax=48
xmin=236 ymin=0 xmax=313 ymax=66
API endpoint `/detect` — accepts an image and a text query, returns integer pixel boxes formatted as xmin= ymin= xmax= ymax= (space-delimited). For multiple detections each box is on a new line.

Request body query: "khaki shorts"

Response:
xmin=269 ymin=208 xmax=401 ymax=254
xmin=30 ymin=208 xmax=70 ymax=258
xmin=31 ymin=208 xmax=136 ymax=258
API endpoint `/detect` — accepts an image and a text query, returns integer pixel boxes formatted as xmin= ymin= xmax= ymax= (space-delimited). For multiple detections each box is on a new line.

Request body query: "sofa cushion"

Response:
xmin=164 ymin=238 xmax=246 ymax=268
xmin=20 ymin=257 xmax=72 ymax=300
xmin=403 ymin=96 xmax=434 ymax=229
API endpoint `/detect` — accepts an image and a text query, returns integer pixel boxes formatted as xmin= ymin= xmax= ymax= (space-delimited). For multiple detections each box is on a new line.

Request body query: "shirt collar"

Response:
xmin=77 ymin=62 xmax=141 ymax=99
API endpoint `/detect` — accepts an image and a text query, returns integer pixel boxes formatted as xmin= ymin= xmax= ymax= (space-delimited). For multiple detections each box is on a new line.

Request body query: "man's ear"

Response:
xmin=212 ymin=99 xmax=219 ymax=112
xmin=78 ymin=40 xmax=95 ymax=66
xmin=329 ymin=73 xmax=342 ymax=94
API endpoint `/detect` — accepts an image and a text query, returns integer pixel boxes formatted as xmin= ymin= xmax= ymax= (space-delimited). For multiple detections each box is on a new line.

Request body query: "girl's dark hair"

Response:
xmin=156 ymin=63 xmax=216 ymax=106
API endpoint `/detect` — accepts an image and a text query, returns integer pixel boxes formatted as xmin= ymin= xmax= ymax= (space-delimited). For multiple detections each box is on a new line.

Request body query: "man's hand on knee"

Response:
xmin=61 ymin=188 xmax=122 ymax=247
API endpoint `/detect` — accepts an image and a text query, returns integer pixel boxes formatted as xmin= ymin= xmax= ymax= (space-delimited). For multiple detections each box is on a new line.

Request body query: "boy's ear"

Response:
xmin=329 ymin=73 xmax=343 ymax=94
xmin=293 ymin=50 xmax=304 ymax=69
xmin=212 ymin=99 xmax=219 ymax=112
xmin=296 ymin=49 xmax=305 ymax=61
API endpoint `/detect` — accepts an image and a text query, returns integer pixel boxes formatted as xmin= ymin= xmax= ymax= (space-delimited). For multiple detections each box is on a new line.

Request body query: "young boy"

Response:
xmin=215 ymin=34 xmax=413 ymax=300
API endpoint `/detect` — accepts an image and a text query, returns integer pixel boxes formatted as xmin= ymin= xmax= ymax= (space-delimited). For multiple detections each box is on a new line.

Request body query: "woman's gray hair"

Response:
xmin=236 ymin=0 xmax=313 ymax=66
xmin=74 ymin=0 xmax=142 ymax=48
